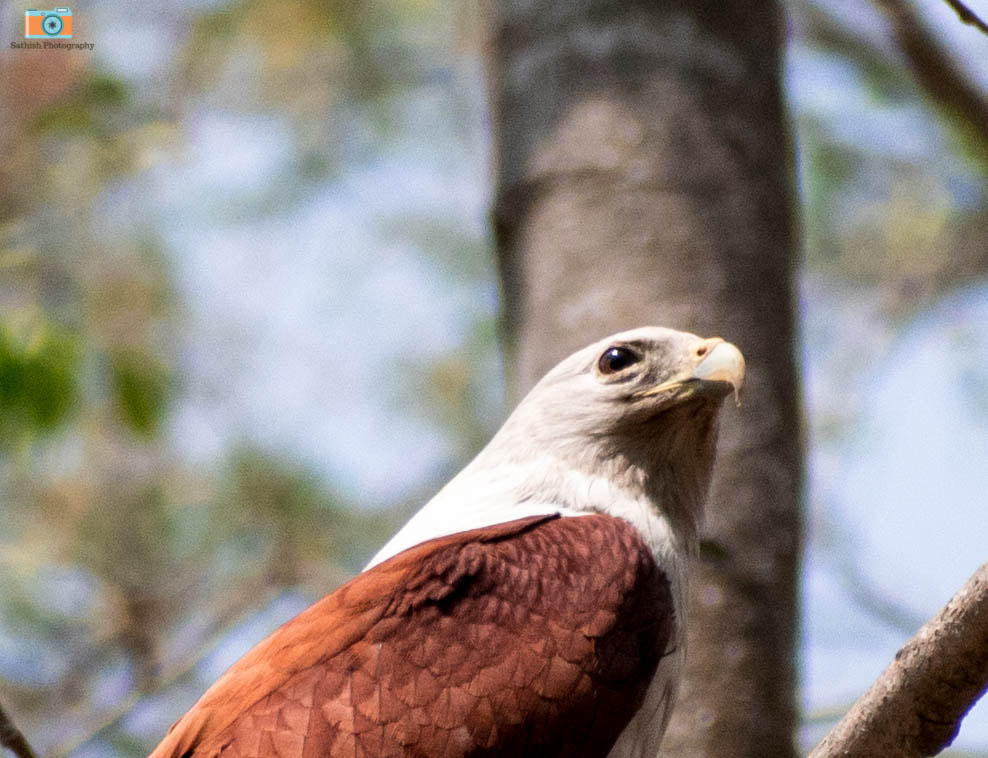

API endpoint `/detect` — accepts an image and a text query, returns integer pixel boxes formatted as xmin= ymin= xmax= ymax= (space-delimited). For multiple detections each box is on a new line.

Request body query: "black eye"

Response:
xmin=598 ymin=346 xmax=640 ymax=374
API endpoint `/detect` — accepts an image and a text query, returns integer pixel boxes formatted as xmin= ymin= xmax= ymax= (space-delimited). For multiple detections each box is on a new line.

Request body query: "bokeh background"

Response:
xmin=0 ymin=0 xmax=985 ymax=756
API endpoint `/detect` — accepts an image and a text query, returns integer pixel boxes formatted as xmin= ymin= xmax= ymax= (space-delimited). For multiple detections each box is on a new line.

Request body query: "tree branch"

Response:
xmin=872 ymin=0 xmax=988 ymax=159
xmin=0 ymin=702 xmax=38 ymax=758
xmin=941 ymin=0 xmax=988 ymax=35
xmin=809 ymin=561 xmax=988 ymax=758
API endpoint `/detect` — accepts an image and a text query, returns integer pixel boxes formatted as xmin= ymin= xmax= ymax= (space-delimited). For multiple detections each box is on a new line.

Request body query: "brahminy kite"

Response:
xmin=149 ymin=326 xmax=745 ymax=758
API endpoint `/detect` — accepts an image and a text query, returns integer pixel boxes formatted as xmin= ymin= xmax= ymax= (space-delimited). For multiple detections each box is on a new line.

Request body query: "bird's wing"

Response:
xmin=149 ymin=512 xmax=674 ymax=758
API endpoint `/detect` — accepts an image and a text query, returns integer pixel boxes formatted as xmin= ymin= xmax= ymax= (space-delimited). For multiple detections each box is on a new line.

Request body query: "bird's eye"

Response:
xmin=598 ymin=346 xmax=640 ymax=374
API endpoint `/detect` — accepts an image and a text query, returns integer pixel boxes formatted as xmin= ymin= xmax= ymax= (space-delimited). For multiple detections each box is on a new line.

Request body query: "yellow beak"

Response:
xmin=633 ymin=338 xmax=746 ymax=406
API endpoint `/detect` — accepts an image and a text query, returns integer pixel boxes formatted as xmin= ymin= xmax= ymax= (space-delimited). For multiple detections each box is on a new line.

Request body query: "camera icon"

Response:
xmin=25 ymin=8 xmax=73 ymax=39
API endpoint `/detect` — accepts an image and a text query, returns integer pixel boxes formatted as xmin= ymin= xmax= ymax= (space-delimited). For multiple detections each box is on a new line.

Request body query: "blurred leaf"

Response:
xmin=30 ymin=72 xmax=130 ymax=137
xmin=79 ymin=74 xmax=129 ymax=107
xmin=109 ymin=348 xmax=172 ymax=438
xmin=0 ymin=319 xmax=80 ymax=443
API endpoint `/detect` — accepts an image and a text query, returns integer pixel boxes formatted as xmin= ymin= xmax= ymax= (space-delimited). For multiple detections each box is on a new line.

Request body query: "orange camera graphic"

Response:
xmin=25 ymin=8 xmax=73 ymax=38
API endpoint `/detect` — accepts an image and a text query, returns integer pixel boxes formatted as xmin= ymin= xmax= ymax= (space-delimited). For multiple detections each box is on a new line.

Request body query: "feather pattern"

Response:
xmin=149 ymin=513 xmax=674 ymax=758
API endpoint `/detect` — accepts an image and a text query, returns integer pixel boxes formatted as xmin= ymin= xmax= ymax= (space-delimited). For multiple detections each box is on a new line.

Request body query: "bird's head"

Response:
xmin=508 ymin=326 xmax=743 ymax=446
xmin=530 ymin=325 xmax=742 ymax=425
xmin=490 ymin=326 xmax=745 ymax=545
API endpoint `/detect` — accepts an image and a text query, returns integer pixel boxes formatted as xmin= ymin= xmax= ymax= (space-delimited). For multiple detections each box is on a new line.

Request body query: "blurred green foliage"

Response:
xmin=0 ymin=319 xmax=79 ymax=443
xmin=30 ymin=73 xmax=129 ymax=137
xmin=109 ymin=348 xmax=171 ymax=437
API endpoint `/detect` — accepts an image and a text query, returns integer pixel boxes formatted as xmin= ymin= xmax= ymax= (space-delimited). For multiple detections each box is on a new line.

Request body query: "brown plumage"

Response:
xmin=149 ymin=326 xmax=746 ymax=758
xmin=150 ymin=513 xmax=673 ymax=758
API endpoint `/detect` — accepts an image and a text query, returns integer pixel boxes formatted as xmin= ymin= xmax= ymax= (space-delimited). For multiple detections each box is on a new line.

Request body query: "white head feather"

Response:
xmin=368 ymin=325 xmax=744 ymax=572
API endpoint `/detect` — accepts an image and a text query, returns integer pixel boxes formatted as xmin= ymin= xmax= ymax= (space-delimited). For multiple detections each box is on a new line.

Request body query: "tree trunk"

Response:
xmin=485 ymin=2 xmax=803 ymax=756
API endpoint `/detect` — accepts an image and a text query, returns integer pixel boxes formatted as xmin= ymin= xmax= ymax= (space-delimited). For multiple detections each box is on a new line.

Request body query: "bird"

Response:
xmin=148 ymin=325 xmax=745 ymax=758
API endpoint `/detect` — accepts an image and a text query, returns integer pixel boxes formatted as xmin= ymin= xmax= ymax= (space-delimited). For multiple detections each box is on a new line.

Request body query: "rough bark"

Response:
xmin=809 ymin=562 xmax=988 ymax=758
xmin=485 ymin=2 xmax=802 ymax=757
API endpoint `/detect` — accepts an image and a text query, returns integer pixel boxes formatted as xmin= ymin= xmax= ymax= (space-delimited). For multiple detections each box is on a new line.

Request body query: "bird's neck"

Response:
xmin=367 ymin=416 xmax=716 ymax=572
xmin=482 ymin=401 xmax=721 ymax=557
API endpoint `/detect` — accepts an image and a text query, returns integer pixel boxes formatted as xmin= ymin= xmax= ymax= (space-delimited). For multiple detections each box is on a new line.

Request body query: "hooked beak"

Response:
xmin=633 ymin=338 xmax=746 ymax=406
xmin=693 ymin=338 xmax=745 ymax=405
